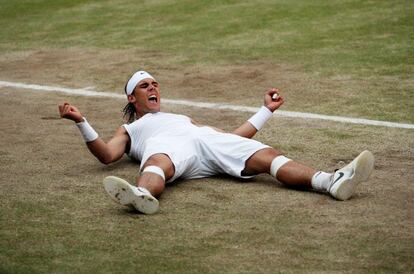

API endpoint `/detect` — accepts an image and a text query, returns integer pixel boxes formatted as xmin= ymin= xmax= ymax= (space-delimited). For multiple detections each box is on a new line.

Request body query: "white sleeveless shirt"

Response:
xmin=123 ymin=112 xmax=198 ymax=162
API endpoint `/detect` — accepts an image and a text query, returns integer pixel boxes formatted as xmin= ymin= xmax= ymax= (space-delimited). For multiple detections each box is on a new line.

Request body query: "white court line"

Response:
xmin=1 ymin=80 xmax=413 ymax=129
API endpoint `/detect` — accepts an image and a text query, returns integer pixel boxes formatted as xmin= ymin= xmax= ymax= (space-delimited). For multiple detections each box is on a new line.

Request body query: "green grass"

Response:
xmin=1 ymin=0 xmax=413 ymax=76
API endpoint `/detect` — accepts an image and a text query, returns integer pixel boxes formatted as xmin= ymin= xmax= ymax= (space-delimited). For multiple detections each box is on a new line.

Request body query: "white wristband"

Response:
xmin=247 ymin=106 xmax=273 ymax=130
xmin=76 ymin=117 xmax=99 ymax=142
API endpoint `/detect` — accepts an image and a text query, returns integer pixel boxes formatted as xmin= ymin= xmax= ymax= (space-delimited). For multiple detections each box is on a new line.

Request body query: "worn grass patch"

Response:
xmin=0 ymin=89 xmax=413 ymax=273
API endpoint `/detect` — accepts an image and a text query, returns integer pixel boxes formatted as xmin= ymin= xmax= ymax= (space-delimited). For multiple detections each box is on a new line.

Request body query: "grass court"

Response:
xmin=0 ymin=0 xmax=413 ymax=273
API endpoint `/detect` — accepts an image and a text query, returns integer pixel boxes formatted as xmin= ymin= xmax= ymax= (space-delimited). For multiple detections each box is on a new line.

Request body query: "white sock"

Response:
xmin=311 ymin=171 xmax=332 ymax=192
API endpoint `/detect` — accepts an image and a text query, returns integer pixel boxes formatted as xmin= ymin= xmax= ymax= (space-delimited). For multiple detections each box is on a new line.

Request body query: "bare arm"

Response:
xmin=231 ymin=121 xmax=259 ymax=139
xmin=232 ymin=88 xmax=284 ymax=139
xmin=191 ymin=88 xmax=284 ymax=138
xmin=85 ymin=127 xmax=129 ymax=164
xmin=58 ymin=102 xmax=129 ymax=165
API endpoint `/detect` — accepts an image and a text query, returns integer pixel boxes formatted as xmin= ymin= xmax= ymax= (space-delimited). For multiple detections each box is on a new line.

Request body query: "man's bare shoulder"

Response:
xmin=114 ymin=125 xmax=128 ymax=135
xmin=107 ymin=126 xmax=131 ymax=152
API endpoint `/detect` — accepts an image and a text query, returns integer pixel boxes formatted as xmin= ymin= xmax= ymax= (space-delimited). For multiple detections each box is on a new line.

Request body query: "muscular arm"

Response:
xmin=58 ymin=102 xmax=129 ymax=165
xmin=191 ymin=88 xmax=284 ymax=139
xmin=232 ymin=121 xmax=259 ymax=139
xmin=232 ymin=88 xmax=284 ymax=139
xmin=85 ymin=127 xmax=129 ymax=165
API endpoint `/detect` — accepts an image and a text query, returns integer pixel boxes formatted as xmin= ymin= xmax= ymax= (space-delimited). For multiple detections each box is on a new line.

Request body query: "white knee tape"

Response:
xmin=270 ymin=156 xmax=291 ymax=178
xmin=142 ymin=166 xmax=165 ymax=181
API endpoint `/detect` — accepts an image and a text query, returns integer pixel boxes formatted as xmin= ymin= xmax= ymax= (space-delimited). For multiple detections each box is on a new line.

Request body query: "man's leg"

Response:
xmin=243 ymin=148 xmax=315 ymax=187
xmin=243 ymin=148 xmax=374 ymax=200
xmin=103 ymin=154 xmax=175 ymax=214
xmin=137 ymin=153 xmax=175 ymax=197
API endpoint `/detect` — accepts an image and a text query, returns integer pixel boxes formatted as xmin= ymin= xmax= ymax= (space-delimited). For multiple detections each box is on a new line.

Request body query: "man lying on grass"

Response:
xmin=58 ymin=70 xmax=374 ymax=214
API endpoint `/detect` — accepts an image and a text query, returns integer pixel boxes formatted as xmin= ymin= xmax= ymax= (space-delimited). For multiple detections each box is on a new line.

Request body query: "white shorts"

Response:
xmin=140 ymin=126 xmax=270 ymax=183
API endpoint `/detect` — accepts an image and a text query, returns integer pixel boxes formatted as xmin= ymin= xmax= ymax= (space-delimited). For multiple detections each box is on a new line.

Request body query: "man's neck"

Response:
xmin=136 ymin=110 xmax=160 ymax=119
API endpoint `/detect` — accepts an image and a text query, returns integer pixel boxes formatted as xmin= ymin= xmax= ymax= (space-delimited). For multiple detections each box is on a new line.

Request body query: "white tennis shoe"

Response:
xmin=103 ymin=176 xmax=159 ymax=214
xmin=328 ymin=150 xmax=375 ymax=200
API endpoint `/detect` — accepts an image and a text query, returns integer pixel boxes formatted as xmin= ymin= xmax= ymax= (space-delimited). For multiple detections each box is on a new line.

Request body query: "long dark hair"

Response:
xmin=122 ymin=82 xmax=136 ymax=123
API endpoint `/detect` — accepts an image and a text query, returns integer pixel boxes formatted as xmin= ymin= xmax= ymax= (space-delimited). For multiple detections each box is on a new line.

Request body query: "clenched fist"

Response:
xmin=58 ymin=102 xmax=84 ymax=123
xmin=264 ymin=88 xmax=284 ymax=112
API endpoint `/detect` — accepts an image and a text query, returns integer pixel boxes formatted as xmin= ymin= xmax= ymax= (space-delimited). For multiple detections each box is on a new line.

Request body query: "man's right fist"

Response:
xmin=58 ymin=102 xmax=84 ymax=123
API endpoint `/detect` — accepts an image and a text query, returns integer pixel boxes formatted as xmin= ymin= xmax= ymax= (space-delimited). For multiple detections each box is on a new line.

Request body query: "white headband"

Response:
xmin=125 ymin=71 xmax=155 ymax=95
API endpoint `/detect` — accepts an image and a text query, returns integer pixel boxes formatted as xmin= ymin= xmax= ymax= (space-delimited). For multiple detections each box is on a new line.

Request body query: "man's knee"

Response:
xmin=142 ymin=153 xmax=175 ymax=180
xmin=243 ymin=148 xmax=282 ymax=175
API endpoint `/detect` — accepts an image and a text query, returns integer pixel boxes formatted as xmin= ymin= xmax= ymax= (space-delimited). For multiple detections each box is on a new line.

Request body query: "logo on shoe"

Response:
xmin=333 ymin=172 xmax=345 ymax=184
xmin=137 ymin=187 xmax=147 ymax=193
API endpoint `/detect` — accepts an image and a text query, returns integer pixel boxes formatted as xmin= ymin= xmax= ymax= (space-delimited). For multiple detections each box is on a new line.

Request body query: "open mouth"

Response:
xmin=148 ymin=94 xmax=158 ymax=103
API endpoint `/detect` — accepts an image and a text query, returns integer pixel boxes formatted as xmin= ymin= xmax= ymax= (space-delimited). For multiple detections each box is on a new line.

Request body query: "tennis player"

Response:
xmin=59 ymin=70 xmax=374 ymax=214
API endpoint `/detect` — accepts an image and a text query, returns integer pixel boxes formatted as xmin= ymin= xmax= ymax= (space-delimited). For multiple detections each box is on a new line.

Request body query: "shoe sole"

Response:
xmin=334 ymin=150 xmax=375 ymax=200
xmin=103 ymin=176 xmax=159 ymax=214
